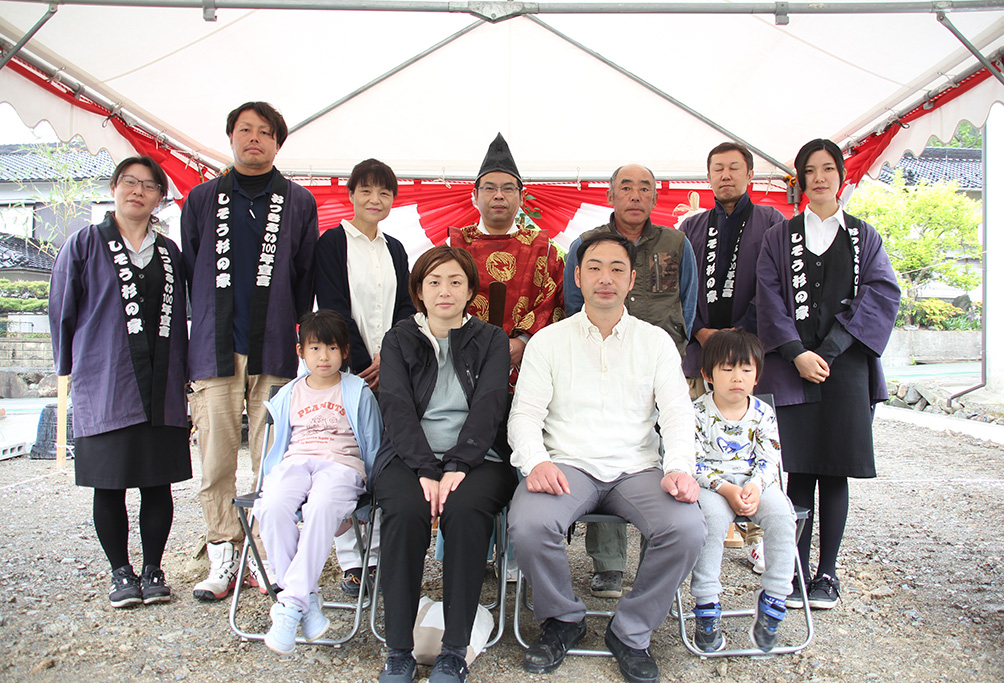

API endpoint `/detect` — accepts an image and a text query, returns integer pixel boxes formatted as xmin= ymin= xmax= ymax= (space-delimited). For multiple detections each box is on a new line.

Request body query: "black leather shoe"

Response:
xmin=604 ymin=621 xmax=659 ymax=683
xmin=523 ymin=617 xmax=587 ymax=674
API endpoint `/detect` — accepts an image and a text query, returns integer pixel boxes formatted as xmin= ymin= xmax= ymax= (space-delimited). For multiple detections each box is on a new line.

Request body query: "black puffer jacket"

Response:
xmin=373 ymin=315 xmax=509 ymax=481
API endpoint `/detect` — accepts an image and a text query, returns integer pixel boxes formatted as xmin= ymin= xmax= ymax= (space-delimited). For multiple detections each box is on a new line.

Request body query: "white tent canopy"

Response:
xmin=2 ymin=0 xmax=1003 ymax=182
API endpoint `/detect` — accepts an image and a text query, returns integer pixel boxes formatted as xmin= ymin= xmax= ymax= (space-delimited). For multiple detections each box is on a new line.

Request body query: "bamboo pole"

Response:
xmin=56 ymin=375 xmax=68 ymax=469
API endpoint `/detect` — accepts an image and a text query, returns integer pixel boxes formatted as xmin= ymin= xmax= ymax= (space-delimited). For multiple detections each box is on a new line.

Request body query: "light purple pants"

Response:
xmin=256 ymin=457 xmax=365 ymax=612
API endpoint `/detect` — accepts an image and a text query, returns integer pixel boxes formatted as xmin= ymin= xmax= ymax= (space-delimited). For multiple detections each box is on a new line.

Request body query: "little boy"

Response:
xmin=254 ymin=310 xmax=382 ymax=655
xmin=690 ymin=329 xmax=797 ymax=652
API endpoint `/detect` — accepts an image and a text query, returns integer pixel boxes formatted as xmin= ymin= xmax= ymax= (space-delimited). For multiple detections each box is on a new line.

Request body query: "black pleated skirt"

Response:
xmin=776 ymin=345 xmax=876 ymax=478
xmin=74 ymin=422 xmax=192 ymax=489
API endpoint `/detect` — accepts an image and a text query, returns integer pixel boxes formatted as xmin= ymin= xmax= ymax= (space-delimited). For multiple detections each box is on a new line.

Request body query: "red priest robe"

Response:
xmin=449 ymin=223 xmax=565 ymax=340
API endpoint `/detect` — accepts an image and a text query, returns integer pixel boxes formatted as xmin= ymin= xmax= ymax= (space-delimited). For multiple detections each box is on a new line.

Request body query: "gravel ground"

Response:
xmin=2 ymin=417 xmax=1003 ymax=683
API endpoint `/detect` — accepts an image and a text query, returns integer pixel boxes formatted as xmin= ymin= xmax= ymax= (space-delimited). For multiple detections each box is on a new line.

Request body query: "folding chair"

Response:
xmin=673 ymin=393 xmax=814 ymax=657
xmin=368 ymin=507 xmax=510 ymax=649
xmin=228 ymin=390 xmax=373 ymax=647
xmin=513 ymin=511 xmax=626 ymax=657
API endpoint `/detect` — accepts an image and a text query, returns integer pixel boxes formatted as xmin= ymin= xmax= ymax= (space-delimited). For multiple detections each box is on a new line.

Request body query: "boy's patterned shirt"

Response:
xmin=693 ymin=392 xmax=782 ymax=493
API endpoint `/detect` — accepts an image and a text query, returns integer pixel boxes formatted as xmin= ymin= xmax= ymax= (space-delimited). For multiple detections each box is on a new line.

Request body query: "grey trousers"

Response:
xmin=585 ymin=522 xmax=627 ymax=573
xmin=509 ymin=464 xmax=707 ymax=649
xmin=689 ymin=476 xmax=797 ymax=604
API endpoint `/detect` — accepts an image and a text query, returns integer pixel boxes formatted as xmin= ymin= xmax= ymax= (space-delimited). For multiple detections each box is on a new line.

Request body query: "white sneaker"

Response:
xmin=300 ymin=591 xmax=330 ymax=642
xmin=193 ymin=541 xmax=239 ymax=601
xmin=247 ymin=554 xmax=274 ymax=595
xmin=747 ymin=540 xmax=766 ymax=574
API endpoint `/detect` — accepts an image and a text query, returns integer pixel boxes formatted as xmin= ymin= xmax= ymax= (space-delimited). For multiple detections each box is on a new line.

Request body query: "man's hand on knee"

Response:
xmin=526 ymin=462 xmax=571 ymax=496
xmin=661 ymin=471 xmax=699 ymax=503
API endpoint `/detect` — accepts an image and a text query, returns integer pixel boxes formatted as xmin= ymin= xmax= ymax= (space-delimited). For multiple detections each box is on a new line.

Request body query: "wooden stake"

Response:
xmin=56 ymin=375 xmax=68 ymax=469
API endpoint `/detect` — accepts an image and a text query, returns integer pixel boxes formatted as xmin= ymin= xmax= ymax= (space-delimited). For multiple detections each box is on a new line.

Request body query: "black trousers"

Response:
xmin=373 ymin=457 xmax=515 ymax=650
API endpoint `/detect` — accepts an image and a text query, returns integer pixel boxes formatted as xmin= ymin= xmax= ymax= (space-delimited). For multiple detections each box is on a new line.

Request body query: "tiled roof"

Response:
xmin=0 ymin=234 xmax=56 ymax=272
xmin=879 ymin=147 xmax=982 ymax=189
xmin=0 ymin=143 xmax=115 ymax=183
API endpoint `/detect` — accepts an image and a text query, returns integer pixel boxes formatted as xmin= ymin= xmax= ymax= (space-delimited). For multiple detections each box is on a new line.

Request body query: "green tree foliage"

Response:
xmin=927 ymin=120 xmax=982 ymax=149
xmin=846 ymin=173 xmax=981 ymax=325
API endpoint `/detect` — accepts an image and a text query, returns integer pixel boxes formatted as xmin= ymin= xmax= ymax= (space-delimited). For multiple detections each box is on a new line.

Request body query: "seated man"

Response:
xmin=508 ymin=232 xmax=707 ymax=683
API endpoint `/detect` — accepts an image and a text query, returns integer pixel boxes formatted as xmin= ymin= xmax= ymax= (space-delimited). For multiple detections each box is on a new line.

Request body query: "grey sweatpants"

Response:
xmin=689 ymin=475 xmax=797 ymax=604
xmin=509 ymin=464 xmax=707 ymax=649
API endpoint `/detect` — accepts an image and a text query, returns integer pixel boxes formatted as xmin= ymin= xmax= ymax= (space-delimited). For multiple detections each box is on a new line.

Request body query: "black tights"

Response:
xmin=785 ymin=473 xmax=849 ymax=579
xmin=92 ymin=485 xmax=174 ymax=571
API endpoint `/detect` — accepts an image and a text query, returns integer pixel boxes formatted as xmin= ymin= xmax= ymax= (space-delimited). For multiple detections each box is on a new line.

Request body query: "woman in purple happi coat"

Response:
xmin=49 ymin=156 xmax=191 ymax=609
xmin=756 ymin=139 xmax=899 ymax=610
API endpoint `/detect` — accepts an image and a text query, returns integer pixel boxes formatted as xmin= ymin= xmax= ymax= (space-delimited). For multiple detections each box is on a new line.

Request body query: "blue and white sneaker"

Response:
xmin=265 ymin=601 xmax=301 ymax=655
xmin=301 ymin=592 xmax=330 ymax=642
xmin=750 ymin=590 xmax=786 ymax=652
xmin=693 ymin=602 xmax=725 ymax=652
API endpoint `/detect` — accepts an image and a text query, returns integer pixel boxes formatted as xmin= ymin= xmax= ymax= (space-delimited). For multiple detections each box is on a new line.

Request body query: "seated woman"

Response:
xmin=49 ymin=156 xmax=191 ymax=607
xmin=372 ymin=246 xmax=515 ymax=683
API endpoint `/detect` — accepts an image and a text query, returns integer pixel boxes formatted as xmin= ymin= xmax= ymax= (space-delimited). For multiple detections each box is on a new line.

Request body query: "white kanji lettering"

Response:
xmin=259 ymin=253 xmax=275 ymax=266
xmin=216 ymin=273 xmax=231 ymax=288
xmin=792 ymin=273 xmax=807 ymax=289
xmin=257 ymin=264 xmax=273 ymax=279
xmin=159 ymin=326 xmax=171 ymax=337
xmin=256 ymin=276 xmax=271 ymax=287
xmin=216 ymin=239 xmax=230 ymax=254
xmin=707 ymin=290 xmax=719 ymax=303
xmin=706 ymin=265 xmax=715 ymax=276
xmin=795 ymin=305 xmax=810 ymax=320
xmin=121 ymin=283 xmax=138 ymax=299
xmin=127 ymin=318 xmax=144 ymax=334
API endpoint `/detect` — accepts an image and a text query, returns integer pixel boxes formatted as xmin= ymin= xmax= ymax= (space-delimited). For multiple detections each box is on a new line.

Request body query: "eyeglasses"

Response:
xmin=118 ymin=175 xmax=162 ymax=193
xmin=477 ymin=183 xmax=520 ymax=196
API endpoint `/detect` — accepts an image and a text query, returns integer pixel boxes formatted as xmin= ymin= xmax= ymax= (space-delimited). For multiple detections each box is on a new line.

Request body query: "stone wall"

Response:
xmin=882 ymin=329 xmax=981 ymax=367
xmin=0 ymin=337 xmax=54 ymax=371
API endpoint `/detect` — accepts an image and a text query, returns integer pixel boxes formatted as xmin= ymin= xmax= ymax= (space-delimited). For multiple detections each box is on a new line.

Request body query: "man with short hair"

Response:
xmin=450 ymin=133 xmax=564 ymax=372
xmin=509 ymin=231 xmax=706 ymax=683
xmin=680 ymin=142 xmax=785 ymax=396
xmin=562 ymin=163 xmax=698 ymax=598
xmin=182 ymin=101 xmax=318 ymax=601
xmin=679 ymin=143 xmax=785 ymax=572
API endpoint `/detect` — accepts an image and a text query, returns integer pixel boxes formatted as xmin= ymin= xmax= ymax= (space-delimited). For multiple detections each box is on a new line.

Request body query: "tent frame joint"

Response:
xmin=0 ymin=2 xmax=57 ymax=72
xmin=202 ymin=0 xmax=217 ymax=22
xmin=936 ymin=10 xmax=1004 ymax=88
xmin=775 ymin=1 xmax=789 ymax=25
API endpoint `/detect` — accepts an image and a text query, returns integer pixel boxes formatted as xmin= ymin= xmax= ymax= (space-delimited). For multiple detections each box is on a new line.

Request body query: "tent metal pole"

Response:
xmin=3 ymin=0 xmax=1003 ymax=17
xmin=937 ymin=11 xmax=1004 ymax=88
xmin=525 ymin=15 xmax=794 ymax=176
xmin=844 ymin=47 xmax=1004 ymax=152
xmin=289 ymin=19 xmax=483 ymax=134
xmin=0 ymin=3 xmax=57 ymax=71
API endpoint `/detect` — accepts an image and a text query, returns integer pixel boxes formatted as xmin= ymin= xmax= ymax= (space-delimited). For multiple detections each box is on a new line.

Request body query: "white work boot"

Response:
xmin=193 ymin=541 xmax=239 ymax=601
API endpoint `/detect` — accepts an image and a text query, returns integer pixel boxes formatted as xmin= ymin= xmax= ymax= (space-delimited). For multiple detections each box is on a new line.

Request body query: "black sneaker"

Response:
xmin=341 ymin=567 xmax=364 ymax=597
xmin=807 ymin=574 xmax=840 ymax=609
xmin=140 ymin=565 xmax=172 ymax=604
xmin=692 ymin=602 xmax=725 ymax=652
xmin=786 ymin=575 xmax=805 ymax=609
xmin=428 ymin=651 xmax=469 ymax=683
xmin=750 ymin=590 xmax=786 ymax=652
xmin=523 ymin=617 xmax=587 ymax=674
xmin=109 ymin=565 xmax=142 ymax=608
xmin=378 ymin=650 xmax=416 ymax=683
xmin=604 ymin=620 xmax=659 ymax=683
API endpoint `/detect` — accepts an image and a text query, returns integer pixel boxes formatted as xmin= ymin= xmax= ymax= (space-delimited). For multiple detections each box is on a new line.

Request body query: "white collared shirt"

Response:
xmin=343 ymin=219 xmax=397 ymax=359
xmin=804 ymin=206 xmax=846 ymax=256
xmin=508 ymin=308 xmax=695 ymax=482
xmin=476 ymin=220 xmax=518 ymax=235
xmin=125 ymin=228 xmax=158 ymax=269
